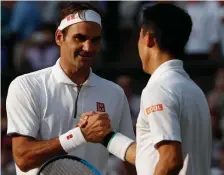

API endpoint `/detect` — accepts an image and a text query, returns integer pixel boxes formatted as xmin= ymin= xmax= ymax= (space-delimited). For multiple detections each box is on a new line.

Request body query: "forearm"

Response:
xmin=154 ymin=159 xmax=183 ymax=175
xmin=14 ymin=137 xmax=65 ymax=172
xmin=102 ymin=132 xmax=135 ymax=164
xmin=125 ymin=142 xmax=136 ymax=165
xmin=154 ymin=141 xmax=183 ymax=175
xmin=14 ymin=127 xmax=86 ymax=172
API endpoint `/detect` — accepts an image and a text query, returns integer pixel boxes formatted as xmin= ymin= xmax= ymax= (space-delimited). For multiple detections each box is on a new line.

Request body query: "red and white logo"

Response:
xmin=66 ymin=14 xmax=77 ymax=22
xmin=96 ymin=102 xmax=105 ymax=112
xmin=146 ymin=104 xmax=163 ymax=115
xmin=66 ymin=134 xmax=73 ymax=140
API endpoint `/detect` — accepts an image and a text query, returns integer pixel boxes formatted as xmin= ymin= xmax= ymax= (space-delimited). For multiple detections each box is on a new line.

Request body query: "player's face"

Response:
xmin=138 ymin=29 xmax=150 ymax=73
xmin=59 ymin=22 xmax=101 ymax=71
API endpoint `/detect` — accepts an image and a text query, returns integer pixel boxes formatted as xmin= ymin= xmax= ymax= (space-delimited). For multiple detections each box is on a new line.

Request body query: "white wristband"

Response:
xmin=107 ymin=133 xmax=134 ymax=161
xmin=59 ymin=127 xmax=87 ymax=153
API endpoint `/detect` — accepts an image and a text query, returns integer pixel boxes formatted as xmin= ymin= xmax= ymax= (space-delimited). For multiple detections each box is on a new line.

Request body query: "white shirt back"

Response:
xmin=136 ymin=60 xmax=212 ymax=175
xmin=6 ymin=59 xmax=135 ymax=175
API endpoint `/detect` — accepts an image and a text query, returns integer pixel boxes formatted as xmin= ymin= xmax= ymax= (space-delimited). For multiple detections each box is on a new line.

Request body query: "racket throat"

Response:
xmin=74 ymin=85 xmax=82 ymax=118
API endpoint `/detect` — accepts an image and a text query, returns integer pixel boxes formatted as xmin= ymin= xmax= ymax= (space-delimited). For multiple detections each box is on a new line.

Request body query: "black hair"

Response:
xmin=139 ymin=3 xmax=192 ymax=58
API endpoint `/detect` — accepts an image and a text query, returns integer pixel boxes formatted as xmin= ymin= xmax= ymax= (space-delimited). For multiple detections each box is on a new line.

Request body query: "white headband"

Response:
xmin=58 ymin=10 xmax=101 ymax=30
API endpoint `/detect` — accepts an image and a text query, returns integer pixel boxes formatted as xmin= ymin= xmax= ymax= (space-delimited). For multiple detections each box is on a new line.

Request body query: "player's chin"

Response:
xmin=81 ymin=57 xmax=95 ymax=65
xmin=79 ymin=61 xmax=92 ymax=69
xmin=81 ymin=59 xmax=93 ymax=66
xmin=142 ymin=65 xmax=148 ymax=74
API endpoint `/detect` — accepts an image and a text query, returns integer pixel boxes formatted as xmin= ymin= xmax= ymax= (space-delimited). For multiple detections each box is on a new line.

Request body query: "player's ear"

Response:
xmin=146 ymin=32 xmax=155 ymax=48
xmin=55 ymin=30 xmax=64 ymax=46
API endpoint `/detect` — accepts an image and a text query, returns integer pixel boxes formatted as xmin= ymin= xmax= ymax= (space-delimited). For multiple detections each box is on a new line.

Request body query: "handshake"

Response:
xmin=60 ymin=111 xmax=135 ymax=164
xmin=76 ymin=111 xmax=113 ymax=143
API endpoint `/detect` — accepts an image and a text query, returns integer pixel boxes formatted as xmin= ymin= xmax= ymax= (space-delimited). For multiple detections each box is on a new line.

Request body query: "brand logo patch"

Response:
xmin=96 ymin=102 xmax=105 ymax=112
xmin=146 ymin=104 xmax=163 ymax=115
xmin=66 ymin=134 xmax=73 ymax=140
xmin=66 ymin=14 xmax=77 ymax=22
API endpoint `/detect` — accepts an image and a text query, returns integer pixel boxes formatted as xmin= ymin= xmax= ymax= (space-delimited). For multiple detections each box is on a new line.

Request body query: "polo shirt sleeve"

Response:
xmin=143 ymin=85 xmax=181 ymax=146
xmin=118 ymin=92 xmax=136 ymax=140
xmin=6 ymin=77 xmax=40 ymax=138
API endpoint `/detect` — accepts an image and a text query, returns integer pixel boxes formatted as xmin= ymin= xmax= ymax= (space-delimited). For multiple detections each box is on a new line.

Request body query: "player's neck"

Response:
xmin=149 ymin=51 xmax=175 ymax=75
xmin=59 ymin=59 xmax=90 ymax=86
xmin=70 ymin=70 xmax=90 ymax=86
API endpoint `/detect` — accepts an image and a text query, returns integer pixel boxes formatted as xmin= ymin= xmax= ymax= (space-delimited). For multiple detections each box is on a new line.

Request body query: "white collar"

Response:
xmin=52 ymin=58 xmax=98 ymax=87
xmin=148 ymin=59 xmax=184 ymax=84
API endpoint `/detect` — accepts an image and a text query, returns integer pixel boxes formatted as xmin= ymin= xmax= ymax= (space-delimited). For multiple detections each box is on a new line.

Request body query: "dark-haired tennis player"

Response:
xmin=6 ymin=2 xmax=135 ymax=175
xmin=80 ymin=3 xmax=212 ymax=175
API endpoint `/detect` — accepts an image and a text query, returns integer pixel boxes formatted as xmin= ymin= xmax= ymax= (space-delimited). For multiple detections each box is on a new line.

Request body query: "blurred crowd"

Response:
xmin=1 ymin=1 xmax=224 ymax=175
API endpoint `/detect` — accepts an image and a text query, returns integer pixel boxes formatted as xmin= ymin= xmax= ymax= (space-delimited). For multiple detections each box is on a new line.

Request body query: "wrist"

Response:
xmin=101 ymin=131 xmax=116 ymax=147
xmin=101 ymin=132 xmax=134 ymax=161
xmin=59 ymin=127 xmax=87 ymax=153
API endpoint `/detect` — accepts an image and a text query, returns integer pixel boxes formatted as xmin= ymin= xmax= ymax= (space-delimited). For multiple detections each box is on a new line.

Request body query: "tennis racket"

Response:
xmin=36 ymin=155 xmax=102 ymax=175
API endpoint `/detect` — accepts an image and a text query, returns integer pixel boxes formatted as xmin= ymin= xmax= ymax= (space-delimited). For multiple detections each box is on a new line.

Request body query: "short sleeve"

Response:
xmin=118 ymin=92 xmax=136 ymax=140
xmin=143 ymin=86 xmax=181 ymax=146
xmin=6 ymin=77 xmax=40 ymax=138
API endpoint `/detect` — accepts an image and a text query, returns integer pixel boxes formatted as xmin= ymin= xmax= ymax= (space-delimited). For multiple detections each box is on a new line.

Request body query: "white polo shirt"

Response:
xmin=136 ymin=60 xmax=212 ymax=175
xmin=6 ymin=58 xmax=135 ymax=175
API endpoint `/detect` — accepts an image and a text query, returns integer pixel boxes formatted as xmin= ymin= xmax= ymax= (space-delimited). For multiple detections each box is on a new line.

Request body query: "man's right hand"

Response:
xmin=78 ymin=111 xmax=112 ymax=143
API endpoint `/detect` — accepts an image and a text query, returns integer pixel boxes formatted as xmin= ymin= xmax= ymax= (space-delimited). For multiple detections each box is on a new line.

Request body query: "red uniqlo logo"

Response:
xmin=66 ymin=134 xmax=73 ymax=140
xmin=66 ymin=14 xmax=77 ymax=22
xmin=96 ymin=102 xmax=105 ymax=112
xmin=146 ymin=104 xmax=163 ymax=115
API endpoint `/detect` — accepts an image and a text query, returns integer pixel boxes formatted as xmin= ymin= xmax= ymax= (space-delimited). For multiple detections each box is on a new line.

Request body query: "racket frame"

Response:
xmin=36 ymin=154 xmax=102 ymax=175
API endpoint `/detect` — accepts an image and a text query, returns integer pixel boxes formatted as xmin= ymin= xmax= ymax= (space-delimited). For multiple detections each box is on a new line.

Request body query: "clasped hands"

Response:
xmin=76 ymin=111 xmax=112 ymax=143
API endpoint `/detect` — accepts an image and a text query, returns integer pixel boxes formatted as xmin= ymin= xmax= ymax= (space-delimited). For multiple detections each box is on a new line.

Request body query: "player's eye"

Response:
xmin=91 ymin=36 xmax=101 ymax=43
xmin=74 ymin=34 xmax=87 ymax=42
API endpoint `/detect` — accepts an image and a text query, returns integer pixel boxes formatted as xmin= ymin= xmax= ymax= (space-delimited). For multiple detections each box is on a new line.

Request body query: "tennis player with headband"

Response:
xmin=6 ymin=2 xmax=135 ymax=175
xmin=79 ymin=3 xmax=212 ymax=175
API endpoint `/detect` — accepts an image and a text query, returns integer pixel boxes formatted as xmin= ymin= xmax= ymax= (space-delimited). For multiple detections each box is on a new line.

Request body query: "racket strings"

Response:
xmin=40 ymin=158 xmax=97 ymax=175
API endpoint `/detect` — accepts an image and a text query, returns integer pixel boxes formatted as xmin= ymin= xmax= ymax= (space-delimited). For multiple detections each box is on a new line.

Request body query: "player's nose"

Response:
xmin=82 ymin=40 xmax=94 ymax=52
